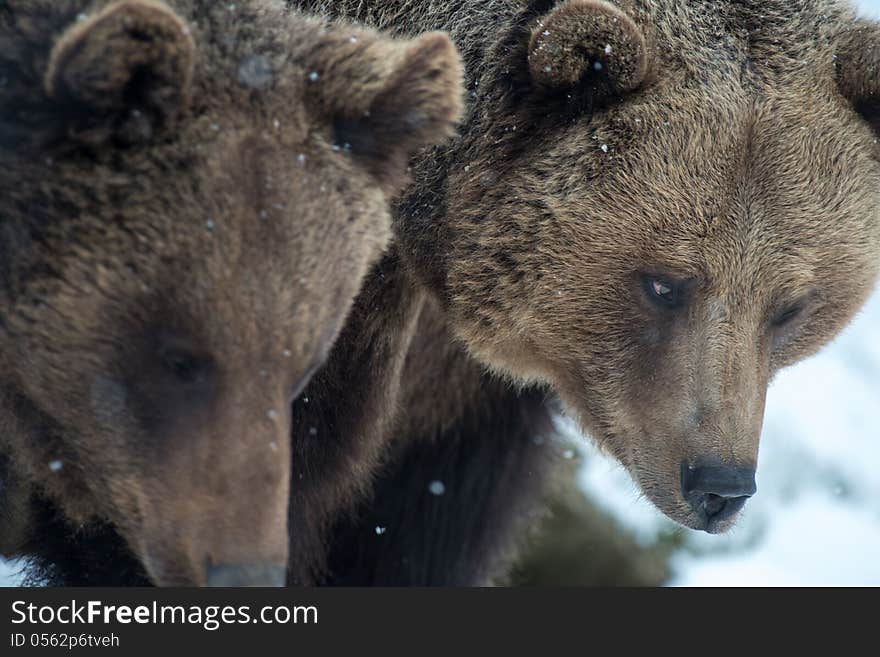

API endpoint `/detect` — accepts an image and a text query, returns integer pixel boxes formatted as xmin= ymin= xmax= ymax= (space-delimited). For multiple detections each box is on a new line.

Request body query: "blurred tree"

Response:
xmin=510 ymin=462 xmax=673 ymax=587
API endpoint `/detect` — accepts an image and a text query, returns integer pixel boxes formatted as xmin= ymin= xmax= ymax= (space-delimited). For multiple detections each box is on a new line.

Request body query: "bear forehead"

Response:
xmin=0 ymin=130 xmax=376 ymax=327
xmin=520 ymin=90 xmax=880 ymax=294
xmin=544 ymin=88 xmax=877 ymax=218
xmin=648 ymin=0 xmax=850 ymax=56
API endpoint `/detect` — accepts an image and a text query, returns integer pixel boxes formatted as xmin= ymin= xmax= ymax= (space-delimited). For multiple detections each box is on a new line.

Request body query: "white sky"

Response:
xmin=859 ymin=0 xmax=880 ymax=15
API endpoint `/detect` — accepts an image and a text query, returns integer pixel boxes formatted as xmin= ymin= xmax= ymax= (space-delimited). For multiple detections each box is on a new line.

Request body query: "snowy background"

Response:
xmin=2 ymin=0 xmax=879 ymax=587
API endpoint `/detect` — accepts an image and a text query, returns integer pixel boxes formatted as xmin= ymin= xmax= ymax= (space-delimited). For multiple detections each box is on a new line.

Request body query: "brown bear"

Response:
xmin=0 ymin=0 xmax=462 ymax=585
xmin=283 ymin=0 xmax=880 ymax=585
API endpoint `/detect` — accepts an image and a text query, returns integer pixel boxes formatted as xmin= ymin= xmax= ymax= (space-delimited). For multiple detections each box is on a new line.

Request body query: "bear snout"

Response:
xmin=680 ymin=462 xmax=757 ymax=534
xmin=206 ymin=563 xmax=287 ymax=587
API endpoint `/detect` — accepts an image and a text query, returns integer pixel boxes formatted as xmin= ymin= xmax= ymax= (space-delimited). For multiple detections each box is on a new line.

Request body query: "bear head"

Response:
xmin=407 ymin=0 xmax=880 ymax=533
xmin=0 ymin=0 xmax=461 ymax=584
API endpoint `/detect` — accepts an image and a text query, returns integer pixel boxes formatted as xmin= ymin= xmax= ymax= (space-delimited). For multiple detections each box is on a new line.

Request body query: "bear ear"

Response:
xmin=317 ymin=31 xmax=464 ymax=193
xmin=836 ymin=20 xmax=880 ymax=137
xmin=45 ymin=0 xmax=195 ymax=144
xmin=528 ymin=0 xmax=648 ymax=100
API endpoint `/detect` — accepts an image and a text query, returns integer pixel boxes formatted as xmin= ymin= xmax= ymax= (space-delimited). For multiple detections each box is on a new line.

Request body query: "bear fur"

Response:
xmin=283 ymin=0 xmax=880 ymax=584
xmin=0 ymin=0 xmax=462 ymax=585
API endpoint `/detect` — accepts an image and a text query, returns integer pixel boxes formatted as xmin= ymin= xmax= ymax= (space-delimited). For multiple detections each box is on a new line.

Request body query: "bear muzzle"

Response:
xmin=680 ymin=462 xmax=757 ymax=534
xmin=206 ymin=562 xmax=287 ymax=587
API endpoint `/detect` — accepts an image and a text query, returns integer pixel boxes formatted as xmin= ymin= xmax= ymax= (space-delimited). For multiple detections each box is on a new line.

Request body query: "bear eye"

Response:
xmin=772 ymin=305 xmax=804 ymax=328
xmin=642 ymin=274 xmax=683 ymax=309
xmin=159 ymin=346 xmax=212 ymax=385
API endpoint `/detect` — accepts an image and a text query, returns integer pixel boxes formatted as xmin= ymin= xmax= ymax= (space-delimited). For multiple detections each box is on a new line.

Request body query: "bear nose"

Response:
xmin=681 ymin=463 xmax=757 ymax=531
xmin=206 ymin=563 xmax=287 ymax=587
